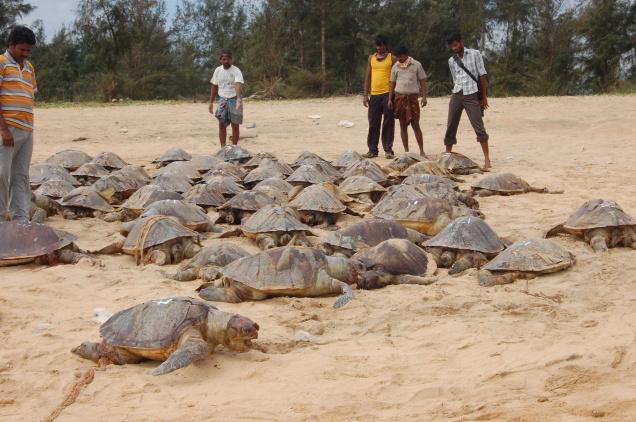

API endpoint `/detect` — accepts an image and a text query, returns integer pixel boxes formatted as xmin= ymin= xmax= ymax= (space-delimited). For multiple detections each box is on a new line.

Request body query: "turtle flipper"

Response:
xmin=162 ymin=268 xmax=198 ymax=281
xmin=332 ymin=280 xmax=353 ymax=309
xmin=152 ymin=335 xmax=209 ymax=376
xmin=397 ymin=274 xmax=437 ymax=285
xmin=198 ymin=286 xmax=243 ymax=303
xmin=545 ymin=224 xmax=564 ymax=238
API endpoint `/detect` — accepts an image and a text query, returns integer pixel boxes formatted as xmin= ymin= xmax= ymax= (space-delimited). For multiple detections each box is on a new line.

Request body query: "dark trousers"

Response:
xmin=443 ymin=91 xmax=489 ymax=145
xmin=367 ymin=93 xmax=395 ymax=154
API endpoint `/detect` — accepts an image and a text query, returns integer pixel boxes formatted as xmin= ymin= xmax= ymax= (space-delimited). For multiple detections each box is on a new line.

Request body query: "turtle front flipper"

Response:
xmin=152 ymin=331 xmax=210 ymax=376
xmin=396 ymin=274 xmax=437 ymax=286
xmin=162 ymin=268 xmax=198 ymax=281
xmin=448 ymin=252 xmax=487 ymax=276
xmin=198 ymin=286 xmax=245 ymax=303
xmin=332 ymin=280 xmax=353 ymax=309
xmin=545 ymin=224 xmax=565 ymax=238
xmin=478 ymin=270 xmax=534 ymax=287
xmin=93 ymin=239 xmax=125 ymax=255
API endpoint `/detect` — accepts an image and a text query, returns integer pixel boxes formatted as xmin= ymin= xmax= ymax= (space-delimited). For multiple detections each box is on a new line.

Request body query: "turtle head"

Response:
xmin=71 ymin=341 xmax=100 ymax=362
xmin=357 ymin=268 xmax=389 ymax=290
xmin=326 ymin=256 xmax=364 ymax=284
xmin=224 ymin=315 xmax=259 ymax=352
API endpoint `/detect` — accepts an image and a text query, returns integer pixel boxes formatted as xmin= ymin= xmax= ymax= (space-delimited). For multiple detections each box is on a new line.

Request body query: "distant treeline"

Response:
xmin=2 ymin=0 xmax=635 ymax=102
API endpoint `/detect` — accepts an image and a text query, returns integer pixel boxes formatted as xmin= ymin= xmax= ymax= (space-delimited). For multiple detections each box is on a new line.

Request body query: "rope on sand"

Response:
xmin=44 ymin=368 xmax=95 ymax=422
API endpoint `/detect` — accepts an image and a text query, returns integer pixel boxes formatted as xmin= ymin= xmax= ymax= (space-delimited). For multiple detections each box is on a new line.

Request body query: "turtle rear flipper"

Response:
xmin=545 ymin=224 xmax=564 ymax=238
xmin=332 ymin=280 xmax=353 ymax=309
xmin=162 ymin=268 xmax=198 ymax=281
xmin=152 ymin=331 xmax=210 ymax=376
xmin=93 ymin=240 xmax=125 ymax=255
xmin=397 ymin=274 xmax=437 ymax=285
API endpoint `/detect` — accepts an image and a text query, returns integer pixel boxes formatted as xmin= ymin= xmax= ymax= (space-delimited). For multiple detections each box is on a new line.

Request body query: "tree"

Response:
xmin=0 ymin=0 xmax=34 ymax=44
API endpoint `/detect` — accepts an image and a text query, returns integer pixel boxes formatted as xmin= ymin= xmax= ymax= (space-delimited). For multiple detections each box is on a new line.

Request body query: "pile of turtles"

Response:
xmin=3 ymin=146 xmax=634 ymax=375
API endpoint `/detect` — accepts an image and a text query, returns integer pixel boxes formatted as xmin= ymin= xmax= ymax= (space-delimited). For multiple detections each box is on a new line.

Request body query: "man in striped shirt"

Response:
xmin=0 ymin=26 xmax=37 ymax=222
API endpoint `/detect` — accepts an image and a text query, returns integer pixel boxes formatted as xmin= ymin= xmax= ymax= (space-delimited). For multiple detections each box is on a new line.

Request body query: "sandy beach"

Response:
xmin=1 ymin=95 xmax=636 ymax=421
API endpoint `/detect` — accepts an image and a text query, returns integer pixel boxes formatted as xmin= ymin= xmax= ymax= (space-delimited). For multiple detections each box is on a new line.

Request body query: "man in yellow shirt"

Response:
xmin=363 ymin=35 xmax=395 ymax=159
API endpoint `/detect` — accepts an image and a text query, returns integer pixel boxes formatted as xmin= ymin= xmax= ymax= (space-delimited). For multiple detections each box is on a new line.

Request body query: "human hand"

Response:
xmin=387 ymin=99 xmax=393 ymax=110
xmin=421 ymin=97 xmax=427 ymax=108
xmin=208 ymin=102 xmax=214 ymax=115
xmin=362 ymin=96 xmax=369 ymax=107
xmin=2 ymin=129 xmax=13 ymax=147
xmin=480 ymin=97 xmax=489 ymax=110
xmin=236 ymin=99 xmax=242 ymax=111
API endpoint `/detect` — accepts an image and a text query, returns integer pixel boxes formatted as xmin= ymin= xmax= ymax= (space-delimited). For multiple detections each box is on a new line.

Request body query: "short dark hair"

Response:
xmin=374 ymin=35 xmax=389 ymax=46
xmin=219 ymin=48 xmax=232 ymax=58
xmin=8 ymin=25 xmax=36 ymax=46
xmin=393 ymin=45 xmax=409 ymax=56
xmin=446 ymin=33 xmax=462 ymax=45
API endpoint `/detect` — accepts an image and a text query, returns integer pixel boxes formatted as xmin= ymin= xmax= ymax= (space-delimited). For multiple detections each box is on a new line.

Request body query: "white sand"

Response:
xmin=1 ymin=95 xmax=636 ymax=421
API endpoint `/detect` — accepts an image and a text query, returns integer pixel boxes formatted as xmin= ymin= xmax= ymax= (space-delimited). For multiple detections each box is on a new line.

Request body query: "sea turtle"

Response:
xmin=333 ymin=150 xmax=363 ymax=169
xmin=400 ymin=160 xmax=459 ymax=180
xmin=34 ymin=179 xmax=75 ymax=200
xmin=353 ymin=239 xmax=437 ymax=289
xmin=215 ymin=145 xmax=252 ymax=164
xmin=286 ymin=163 xmax=339 ymax=187
xmin=436 ymin=152 xmax=482 ymax=175
xmin=198 ymin=246 xmax=364 ymax=308
xmin=29 ymin=164 xmax=80 ymax=188
xmin=254 ymin=177 xmax=293 ymax=195
xmin=71 ymin=297 xmax=259 ymax=376
xmin=30 ymin=192 xmax=60 ymax=220
xmin=93 ymin=171 xmax=148 ymax=204
xmin=414 ymin=180 xmax=479 ymax=210
xmin=546 ymin=199 xmax=636 ymax=252
xmin=402 ymin=173 xmax=458 ymax=188
xmin=152 ymin=148 xmax=192 ymax=168
xmin=217 ymin=190 xmax=278 ymax=225
xmin=338 ymin=175 xmax=387 ymax=204
xmin=71 ymin=163 xmax=111 ymax=185
xmin=151 ymin=172 xmax=192 ymax=194
xmin=471 ymin=173 xmax=563 ymax=197
xmin=321 ymin=219 xmax=427 ymax=257
xmin=288 ymin=183 xmax=347 ymax=228
xmin=183 ymin=184 xmax=226 ymax=209
xmin=383 ymin=152 xmax=425 ymax=175
xmin=243 ymin=160 xmax=292 ymax=187
xmin=478 ymin=238 xmax=575 ymax=287
xmin=96 ymin=216 xmax=201 ymax=265
xmin=119 ymin=165 xmax=153 ymax=183
xmin=59 ymin=186 xmax=115 ymax=219
xmin=45 ymin=150 xmax=92 ymax=171
xmin=371 ymin=196 xmax=460 ymax=235
xmin=201 ymin=162 xmax=246 ymax=182
xmin=102 ymin=185 xmax=183 ymax=222
xmin=138 ymin=200 xmax=216 ymax=232
xmin=291 ymin=151 xmax=331 ymax=168
xmin=243 ymin=152 xmax=278 ymax=169
xmin=203 ymin=175 xmax=245 ymax=198
xmin=155 ymin=161 xmax=202 ymax=182
xmin=189 ymin=155 xmax=224 ymax=174
xmin=342 ymin=159 xmax=388 ymax=185
xmin=238 ymin=205 xmax=312 ymax=250
xmin=0 ymin=221 xmax=86 ymax=266
xmin=90 ymin=152 xmax=128 ymax=171
xmin=29 ymin=202 xmax=49 ymax=223
xmin=163 ymin=243 xmax=251 ymax=282
xmin=251 ymin=183 xmax=290 ymax=204
xmin=425 ymin=216 xmax=505 ymax=275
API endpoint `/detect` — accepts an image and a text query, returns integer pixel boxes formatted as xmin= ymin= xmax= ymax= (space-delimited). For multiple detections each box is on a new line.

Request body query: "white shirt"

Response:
xmin=210 ymin=65 xmax=244 ymax=98
xmin=448 ymin=48 xmax=487 ymax=95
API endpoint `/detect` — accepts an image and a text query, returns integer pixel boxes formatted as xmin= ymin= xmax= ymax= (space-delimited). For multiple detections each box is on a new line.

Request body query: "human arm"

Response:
xmin=419 ymin=78 xmax=428 ymax=108
xmin=209 ymin=84 xmax=218 ymax=114
xmin=235 ymin=82 xmax=242 ymax=110
xmin=0 ymin=69 xmax=12 ymax=146
xmin=363 ymin=55 xmax=371 ymax=107
xmin=476 ymin=51 xmax=488 ymax=110
xmin=388 ymin=81 xmax=395 ymax=110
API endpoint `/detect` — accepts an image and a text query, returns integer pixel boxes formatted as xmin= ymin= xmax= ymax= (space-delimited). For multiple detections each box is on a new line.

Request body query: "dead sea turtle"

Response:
xmin=436 ymin=152 xmax=482 ymax=175
xmin=353 ymin=239 xmax=437 ymax=289
xmin=120 ymin=165 xmax=153 ymax=183
xmin=198 ymin=246 xmax=363 ymax=308
xmin=254 ymin=177 xmax=293 ymax=195
xmin=321 ymin=219 xmax=427 ymax=257
xmin=203 ymin=175 xmax=245 ymax=197
xmin=45 ymin=150 xmax=92 ymax=171
xmin=333 ymin=150 xmax=363 ymax=169
xmin=252 ymin=183 xmax=290 ymax=204
xmin=71 ymin=297 xmax=259 ymax=376
xmin=201 ymin=163 xmax=246 ymax=183
xmin=155 ymin=161 xmax=202 ymax=182
xmin=0 ymin=221 xmax=86 ymax=266
xmin=546 ymin=199 xmax=636 ymax=252
xmin=287 ymin=164 xmax=339 ymax=187
xmin=415 ymin=180 xmax=479 ymax=210
xmin=478 ymin=238 xmax=575 ymax=287
xmin=71 ymin=163 xmax=110 ymax=185
xmin=338 ymin=175 xmax=387 ymax=204
xmin=402 ymin=173 xmax=458 ymax=188
xmin=151 ymin=172 xmax=192 ymax=194
xmin=215 ymin=145 xmax=252 ymax=164
xmin=243 ymin=152 xmax=278 ymax=169
xmin=471 ymin=173 xmax=563 ymax=197
xmin=90 ymin=152 xmax=128 ymax=171
xmin=189 ymin=155 xmax=223 ymax=173
xmin=383 ymin=152 xmax=425 ymax=175
xmin=291 ymin=151 xmax=330 ymax=168
xmin=139 ymin=200 xmax=216 ymax=232
xmin=183 ymin=184 xmax=226 ymax=209
xmin=425 ymin=216 xmax=505 ymax=275
xmin=243 ymin=160 xmax=292 ymax=187
xmin=29 ymin=164 xmax=79 ymax=188
xmin=342 ymin=159 xmax=388 ymax=185
xmin=34 ymin=179 xmax=75 ymax=199
xmin=163 ymin=243 xmax=251 ymax=282
xmin=103 ymin=185 xmax=183 ymax=222
xmin=400 ymin=160 xmax=459 ymax=180
xmin=288 ymin=183 xmax=347 ymax=228
xmin=93 ymin=171 xmax=148 ymax=204
xmin=152 ymin=148 xmax=192 ymax=168
xmin=371 ymin=196 xmax=459 ymax=235
xmin=96 ymin=216 xmax=201 ymax=265
xmin=60 ymin=186 xmax=115 ymax=219
xmin=217 ymin=190 xmax=278 ymax=224
xmin=239 ymin=205 xmax=312 ymax=249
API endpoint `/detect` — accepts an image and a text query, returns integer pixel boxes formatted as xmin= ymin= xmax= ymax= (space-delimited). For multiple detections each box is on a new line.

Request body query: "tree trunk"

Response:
xmin=299 ymin=28 xmax=304 ymax=68
xmin=319 ymin=1 xmax=327 ymax=97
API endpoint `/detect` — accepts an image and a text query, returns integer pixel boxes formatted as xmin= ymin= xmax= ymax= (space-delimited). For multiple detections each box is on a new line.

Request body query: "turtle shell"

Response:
xmin=45 ymin=150 xmax=92 ymax=171
xmin=323 ymin=219 xmax=409 ymax=252
xmin=254 ymin=177 xmax=293 ymax=194
xmin=371 ymin=197 xmax=454 ymax=235
xmin=141 ymin=200 xmax=210 ymax=230
xmin=201 ymin=163 xmax=246 ymax=182
xmin=400 ymin=161 xmax=450 ymax=178
xmin=242 ymin=205 xmax=310 ymax=234
xmin=342 ymin=160 xmax=387 ymax=184
xmin=561 ymin=199 xmax=636 ymax=231
xmin=155 ymin=161 xmax=201 ymax=181
xmin=90 ymin=152 xmax=128 ymax=170
xmin=93 ymin=172 xmax=147 ymax=202
xmin=403 ymin=174 xmax=458 ymax=188
xmin=182 ymin=243 xmax=250 ymax=271
xmin=415 ymin=181 xmax=463 ymax=202
xmin=119 ymin=165 xmax=153 ymax=183
xmin=483 ymin=238 xmax=575 ymax=274
xmin=333 ymin=150 xmax=363 ymax=169
xmin=100 ymin=297 xmax=214 ymax=350
xmin=215 ymin=145 xmax=252 ymax=163
xmin=339 ymin=176 xmax=386 ymax=195
xmin=243 ymin=152 xmax=279 ymax=169
xmin=29 ymin=164 xmax=80 ymax=188
xmin=219 ymin=190 xmax=278 ymax=212
xmin=121 ymin=185 xmax=183 ymax=212
xmin=353 ymin=239 xmax=429 ymax=276
xmin=251 ymin=184 xmax=289 ymax=204
xmin=34 ymin=179 xmax=75 ymax=199
xmin=0 ymin=221 xmax=76 ymax=266
xmin=425 ymin=216 xmax=504 ymax=253
xmin=287 ymin=164 xmax=336 ymax=185
xmin=383 ymin=153 xmax=425 ymax=173
xmin=244 ymin=164 xmax=285 ymax=186
xmin=189 ymin=155 xmax=223 ymax=173
xmin=221 ymin=246 xmax=328 ymax=292
xmin=151 ymin=173 xmax=192 ymax=194
xmin=436 ymin=152 xmax=480 ymax=173
xmin=71 ymin=163 xmax=111 ymax=180
xmin=374 ymin=185 xmax=428 ymax=208
xmin=152 ymin=148 xmax=192 ymax=167
xmin=291 ymin=151 xmax=329 ymax=168
xmin=472 ymin=173 xmax=532 ymax=193
xmin=183 ymin=184 xmax=225 ymax=208
xmin=288 ymin=184 xmax=346 ymax=213
xmin=123 ymin=216 xmax=199 ymax=252
xmin=203 ymin=176 xmax=245 ymax=197
xmin=60 ymin=186 xmax=115 ymax=212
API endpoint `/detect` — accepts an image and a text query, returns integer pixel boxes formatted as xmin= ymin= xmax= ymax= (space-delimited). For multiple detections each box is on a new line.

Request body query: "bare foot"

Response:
xmin=420 ymin=151 xmax=430 ymax=159
xmin=482 ymin=160 xmax=492 ymax=171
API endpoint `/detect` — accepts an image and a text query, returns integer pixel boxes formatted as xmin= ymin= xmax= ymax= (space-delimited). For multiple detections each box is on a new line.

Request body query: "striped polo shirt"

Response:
xmin=0 ymin=50 xmax=37 ymax=132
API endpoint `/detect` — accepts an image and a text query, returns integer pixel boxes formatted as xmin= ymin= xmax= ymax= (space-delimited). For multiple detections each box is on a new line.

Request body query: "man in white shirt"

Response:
xmin=444 ymin=33 xmax=491 ymax=170
xmin=209 ymin=48 xmax=244 ymax=146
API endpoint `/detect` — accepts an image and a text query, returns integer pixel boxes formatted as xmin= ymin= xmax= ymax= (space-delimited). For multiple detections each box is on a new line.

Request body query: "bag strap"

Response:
xmin=453 ymin=54 xmax=480 ymax=84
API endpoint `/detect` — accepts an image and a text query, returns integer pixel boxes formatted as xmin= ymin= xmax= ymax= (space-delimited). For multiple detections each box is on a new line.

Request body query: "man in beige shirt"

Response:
xmin=388 ymin=46 xmax=428 ymax=157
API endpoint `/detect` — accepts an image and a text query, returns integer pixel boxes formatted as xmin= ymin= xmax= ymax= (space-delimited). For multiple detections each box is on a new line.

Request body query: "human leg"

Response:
xmin=8 ymin=127 xmax=33 ymax=222
xmin=366 ymin=94 xmax=383 ymax=156
xmin=379 ymin=93 xmax=395 ymax=155
xmin=443 ymin=93 xmax=464 ymax=152
xmin=463 ymin=93 xmax=491 ymax=169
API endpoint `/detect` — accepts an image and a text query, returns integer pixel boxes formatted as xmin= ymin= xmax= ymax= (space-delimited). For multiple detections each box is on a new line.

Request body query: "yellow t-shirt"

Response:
xmin=370 ymin=53 xmax=393 ymax=95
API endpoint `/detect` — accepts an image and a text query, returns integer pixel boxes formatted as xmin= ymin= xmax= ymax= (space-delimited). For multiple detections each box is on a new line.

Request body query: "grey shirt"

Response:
xmin=390 ymin=58 xmax=427 ymax=95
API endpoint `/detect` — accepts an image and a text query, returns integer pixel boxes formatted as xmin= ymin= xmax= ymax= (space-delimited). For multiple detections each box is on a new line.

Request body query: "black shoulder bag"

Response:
xmin=453 ymin=54 xmax=485 ymax=116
